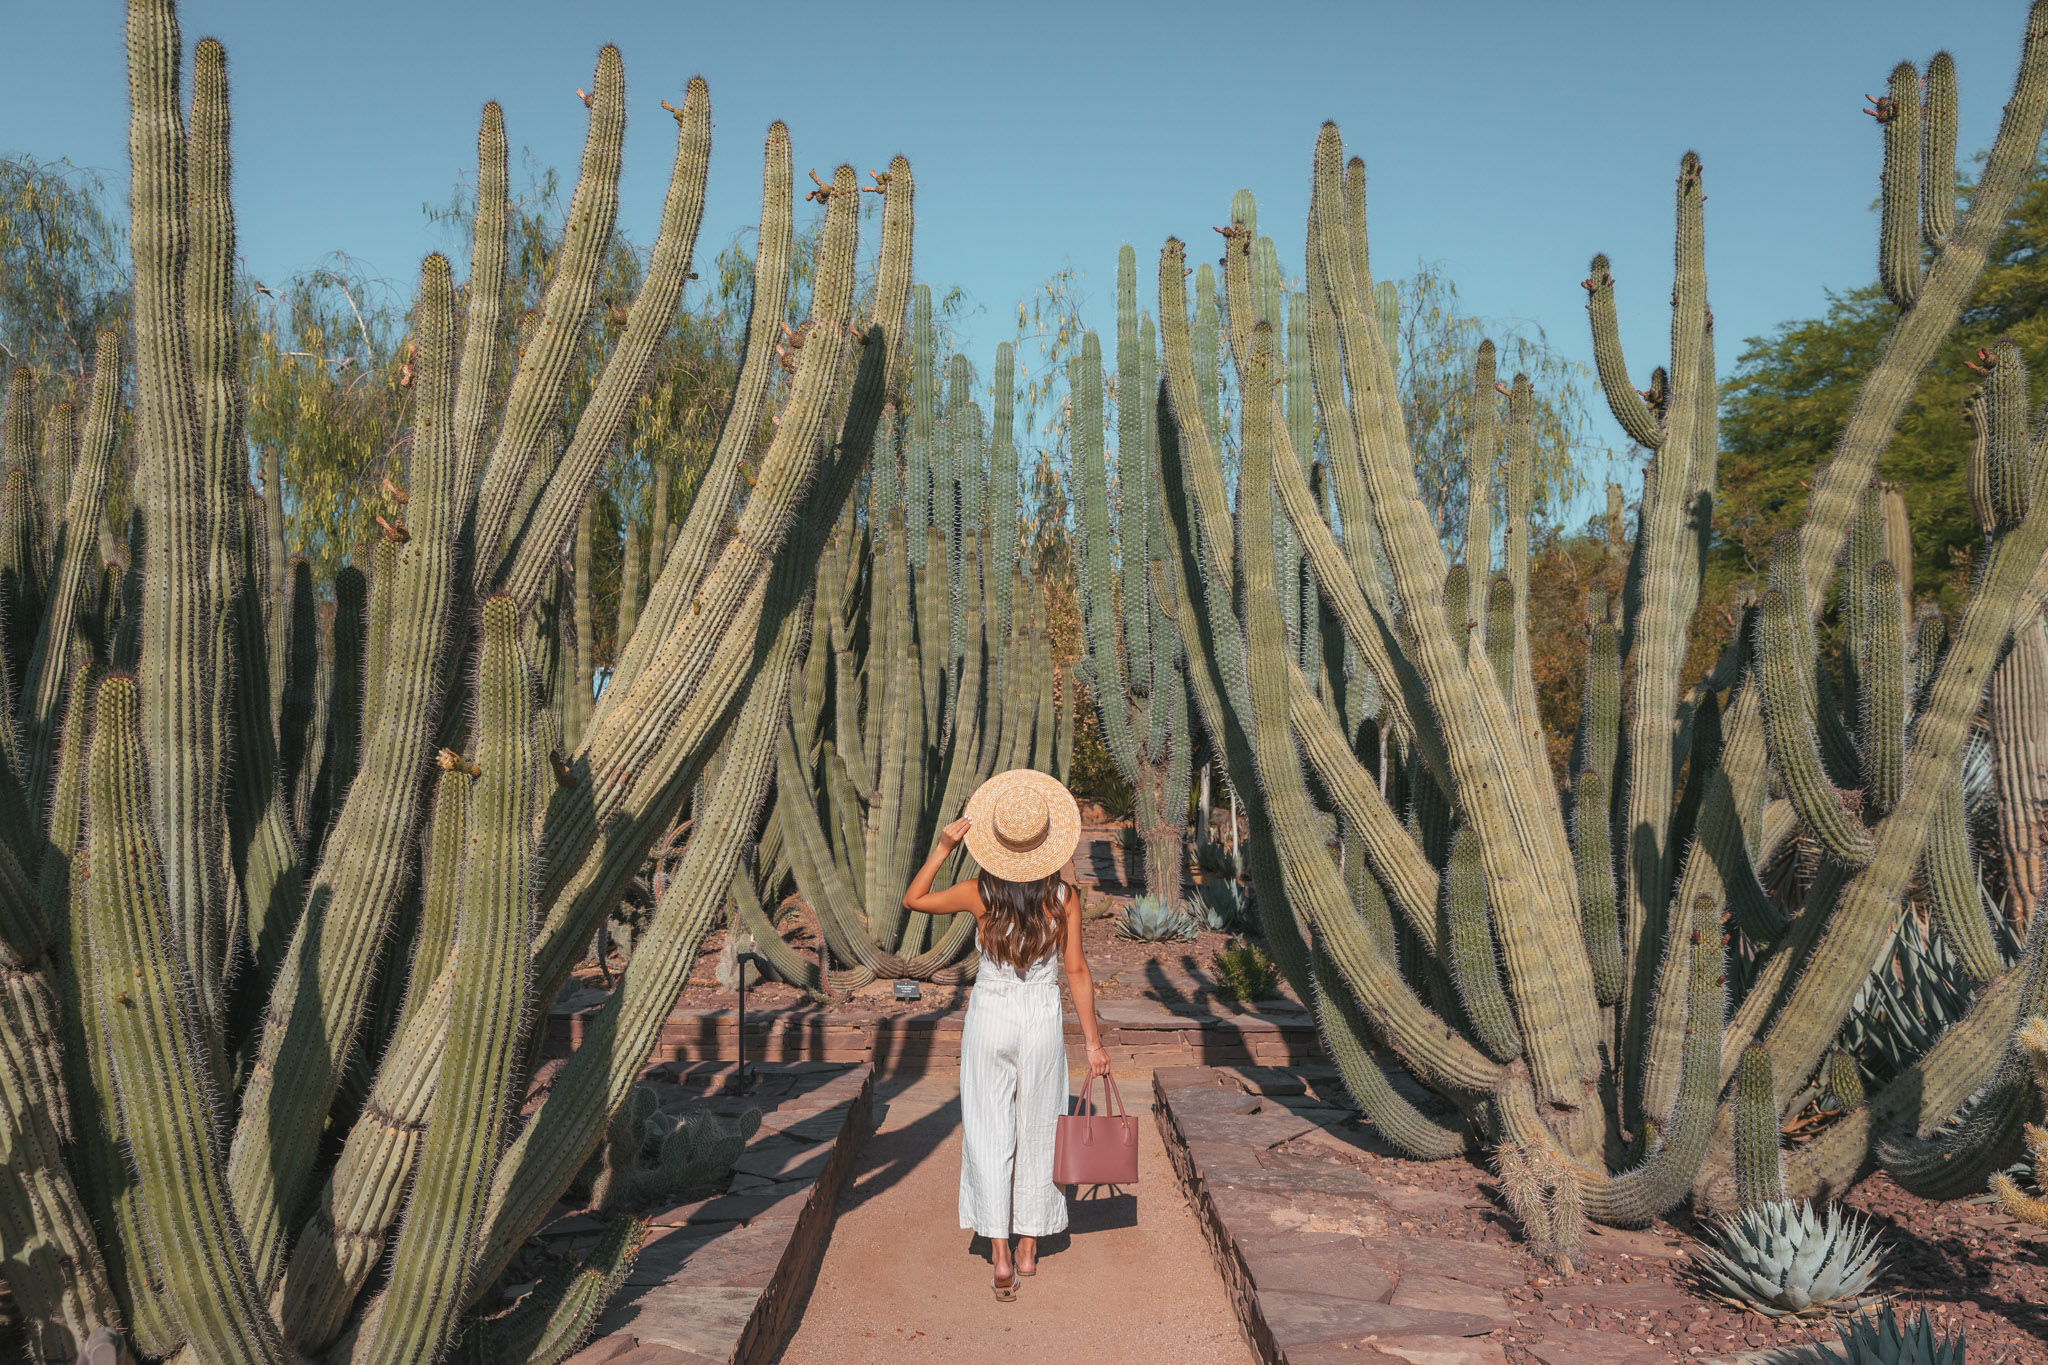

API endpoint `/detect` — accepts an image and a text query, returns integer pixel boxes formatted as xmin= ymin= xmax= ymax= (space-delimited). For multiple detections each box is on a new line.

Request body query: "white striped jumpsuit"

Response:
xmin=958 ymin=917 xmax=1070 ymax=1240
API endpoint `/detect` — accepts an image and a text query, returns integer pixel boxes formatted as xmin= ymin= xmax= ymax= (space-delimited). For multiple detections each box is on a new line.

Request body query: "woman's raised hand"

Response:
xmin=938 ymin=815 xmax=973 ymax=848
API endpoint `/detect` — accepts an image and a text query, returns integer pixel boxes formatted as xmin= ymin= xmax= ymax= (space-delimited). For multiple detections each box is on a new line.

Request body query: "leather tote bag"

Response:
xmin=1053 ymin=1073 xmax=1139 ymax=1186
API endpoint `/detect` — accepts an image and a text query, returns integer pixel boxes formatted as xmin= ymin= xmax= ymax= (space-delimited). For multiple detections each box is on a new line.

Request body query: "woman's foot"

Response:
xmin=1015 ymin=1236 xmax=1037 ymax=1276
xmin=991 ymin=1239 xmax=1018 ymax=1300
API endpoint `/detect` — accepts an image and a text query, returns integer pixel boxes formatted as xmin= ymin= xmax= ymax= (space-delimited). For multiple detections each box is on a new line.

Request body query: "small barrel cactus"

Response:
xmin=1115 ymin=894 xmax=1199 ymax=943
xmin=1696 ymin=1200 xmax=1884 ymax=1319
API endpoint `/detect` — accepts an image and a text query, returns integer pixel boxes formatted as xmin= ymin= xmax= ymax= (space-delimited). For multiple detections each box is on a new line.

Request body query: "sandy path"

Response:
xmin=776 ymin=1070 xmax=1251 ymax=1363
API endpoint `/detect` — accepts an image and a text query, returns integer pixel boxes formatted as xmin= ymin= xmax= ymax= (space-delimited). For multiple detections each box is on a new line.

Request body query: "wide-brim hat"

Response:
xmin=962 ymin=769 xmax=1081 ymax=884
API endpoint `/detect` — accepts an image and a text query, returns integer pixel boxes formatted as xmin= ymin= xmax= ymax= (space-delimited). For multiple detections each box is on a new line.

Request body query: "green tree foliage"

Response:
xmin=0 ymin=155 xmax=130 ymax=383
xmin=1721 ymin=153 xmax=2048 ymax=602
xmin=1388 ymin=261 xmax=1609 ymax=562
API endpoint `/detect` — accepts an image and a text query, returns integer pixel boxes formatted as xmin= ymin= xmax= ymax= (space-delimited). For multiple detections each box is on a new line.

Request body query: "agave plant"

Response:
xmin=1193 ymin=838 xmax=1240 ymax=882
xmin=1196 ymin=876 xmax=1250 ymax=933
xmin=1115 ymin=893 xmax=1199 ymax=943
xmin=1696 ymin=1200 xmax=1885 ymax=1319
xmin=1837 ymin=912 xmax=2013 ymax=1088
xmin=1792 ymin=1302 xmax=1964 ymax=1365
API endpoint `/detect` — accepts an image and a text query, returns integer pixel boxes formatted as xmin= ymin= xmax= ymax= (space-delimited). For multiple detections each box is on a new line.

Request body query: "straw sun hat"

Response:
xmin=961 ymin=769 xmax=1081 ymax=884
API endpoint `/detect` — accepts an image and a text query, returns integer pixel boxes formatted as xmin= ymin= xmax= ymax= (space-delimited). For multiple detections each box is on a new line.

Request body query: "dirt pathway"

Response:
xmin=777 ymin=1070 xmax=1250 ymax=1363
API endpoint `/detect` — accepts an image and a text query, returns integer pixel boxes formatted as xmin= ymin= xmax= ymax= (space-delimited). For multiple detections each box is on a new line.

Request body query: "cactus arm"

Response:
xmin=1878 ymin=62 xmax=1925 ymax=308
xmin=537 ymin=167 xmax=863 ymax=934
xmin=905 ymin=286 xmax=933 ymax=568
xmin=1501 ymin=376 xmax=1546 ymax=782
xmin=1232 ymin=322 xmax=1498 ymax=1096
xmin=188 ymin=41 xmax=301 ymax=1006
xmin=1075 ymin=339 xmax=1142 ymax=790
xmin=1751 ymin=482 xmax=2048 ymax=1118
xmin=1990 ymin=613 xmax=2047 ymax=914
xmin=87 ymin=675 xmax=293 ymax=1363
xmin=1309 ymin=945 xmax=1471 ymax=1160
xmin=353 ymin=596 xmax=536 ymax=1365
xmin=1465 ymin=341 xmax=1497 ymax=636
xmin=466 ymin=512 xmax=820 ymax=1301
xmin=227 ymin=252 xmax=464 ymax=1290
xmin=1442 ymin=828 xmax=1522 ymax=1062
xmin=1573 ymin=766 xmax=1624 ymax=1003
xmin=1877 ymin=914 xmax=2048 ymax=1198
xmin=1306 ymin=127 xmax=1601 ymax=1148
xmin=1581 ymin=255 xmax=1664 ymax=450
xmin=1616 ymin=155 xmax=1713 ymax=1106
xmin=20 ymin=330 xmax=121 ymax=820
xmin=452 ymin=102 xmax=508 ymax=499
xmin=1923 ymin=777 xmax=2003 ymax=986
xmin=1920 ymin=52 xmax=1959 ymax=249
xmin=1756 ymin=585 xmax=1875 ymax=867
xmin=1504 ymin=893 xmax=1726 ymax=1227
xmin=1263 ymin=375 xmax=1448 ymax=786
xmin=1798 ymin=2 xmax=2048 ymax=607
xmin=1732 ymin=1045 xmax=1787 ymax=1210
xmin=130 ymin=0 xmax=230 ymax=1057
xmin=600 ymin=123 xmax=791 ymax=716
xmin=467 ymin=49 xmax=624 ymax=580
xmin=499 ymin=79 xmax=710 ymax=609
xmin=1285 ymin=664 xmax=1440 ymax=949
xmin=1860 ymin=559 xmax=1907 ymax=815
xmin=1771 ymin=945 xmax=2037 ymax=1206
xmin=455 ymin=1215 xmax=643 ymax=1365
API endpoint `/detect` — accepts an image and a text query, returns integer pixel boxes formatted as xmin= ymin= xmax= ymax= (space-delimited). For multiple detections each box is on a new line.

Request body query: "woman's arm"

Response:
xmin=901 ymin=816 xmax=983 ymax=916
xmin=1060 ymin=876 xmax=1111 ymax=1077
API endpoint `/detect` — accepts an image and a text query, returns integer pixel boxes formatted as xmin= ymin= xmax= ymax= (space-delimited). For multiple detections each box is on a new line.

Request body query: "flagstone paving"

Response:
xmin=776 ymin=1070 xmax=1251 ymax=1363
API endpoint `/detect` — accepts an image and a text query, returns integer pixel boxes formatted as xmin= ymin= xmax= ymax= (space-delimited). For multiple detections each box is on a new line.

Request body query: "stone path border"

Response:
xmin=552 ymin=1060 xmax=874 ymax=1365
xmin=1155 ymin=1064 xmax=1832 ymax=1365
xmin=547 ymin=994 xmax=1324 ymax=1077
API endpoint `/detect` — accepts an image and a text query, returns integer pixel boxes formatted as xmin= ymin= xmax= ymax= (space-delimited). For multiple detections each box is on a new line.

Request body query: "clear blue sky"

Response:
xmin=2 ymin=1 xmax=2034 ymax=472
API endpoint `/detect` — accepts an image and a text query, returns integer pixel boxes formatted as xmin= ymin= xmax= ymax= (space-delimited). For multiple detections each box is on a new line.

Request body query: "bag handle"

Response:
xmin=1073 ymin=1070 xmax=1127 ymax=1119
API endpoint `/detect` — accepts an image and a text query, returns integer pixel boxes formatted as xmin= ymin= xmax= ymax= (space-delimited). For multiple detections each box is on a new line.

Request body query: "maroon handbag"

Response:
xmin=1053 ymin=1073 xmax=1139 ymax=1186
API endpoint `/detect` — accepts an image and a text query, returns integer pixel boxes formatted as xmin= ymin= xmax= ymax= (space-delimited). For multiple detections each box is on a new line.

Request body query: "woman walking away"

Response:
xmin=902 ymin=768 xmax=1110 ymax=1302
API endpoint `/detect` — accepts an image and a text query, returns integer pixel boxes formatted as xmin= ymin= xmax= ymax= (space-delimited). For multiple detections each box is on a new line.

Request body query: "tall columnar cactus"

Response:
xmin=1129 ymin=0 xmax=2048 ymax=1247
xmin=0 ymin=5 xmax=916 ymax=1359
xmin=1074 ymin=246 xmax=1192 ymax=909
xmin=772 ymin=291 xmax=1061 ymax=985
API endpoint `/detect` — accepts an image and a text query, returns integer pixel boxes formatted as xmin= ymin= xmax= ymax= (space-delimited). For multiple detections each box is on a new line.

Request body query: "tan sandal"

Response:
xmin=991 ymin=1272 xmax=1018 ymax=1302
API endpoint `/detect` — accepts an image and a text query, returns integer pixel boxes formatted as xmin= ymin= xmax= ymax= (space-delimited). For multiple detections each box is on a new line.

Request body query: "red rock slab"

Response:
xmin=1235 ymin=1237 xmax=1395 ymax=1303
xmin=1169 ymin=1085 xmax=1267 ymax=1118
xmin=1523 ymin=1324 xmax=1670 ymax=1365
xmin=1220 ymin=1064 xmax=1310 ymax=1096
xmin=728 ymin=1137 xmax=834 ymax=1184
xmin=1537 ymin=1278 xmax=1696 ymax=1316
xmin=1210 ymin=1185 xmax=1392 ymax=1240
xmin=1259 ymin=1290 xmax=1498 ymax=1348
xmin=1374 ymin=1184 xmax=1491 ymax=1217
xmin=1154 ymin=1065 xmax=1230 ymax=1093
xmin=1387 ymin=1272 xmax=1516 ymax=1328
xmin=1386 ymin=1238 xmax=1529 ymax=1288
xmin=1289 ymin=1338 xmax=1509 ymax=1365
xmin=1173 ymin=1110 xmax=1324 ymax=1151
xmin=1199 ymin=1157 xmax=1387 ymax=1198
xmin=643 ymin=1186 xmax=810 ymax=1228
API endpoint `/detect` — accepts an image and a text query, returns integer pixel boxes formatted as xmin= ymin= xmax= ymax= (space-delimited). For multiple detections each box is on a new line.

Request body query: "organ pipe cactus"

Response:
xmin=0 ymin=3 xmax=913 ymax=1359
xmin=1131 ymin=0 xmax=2048 ymax=1249
xmin=1074 ymin=247 xmax=1192 ymax=909
xmin=771 ymin=286 xmax=1065 ymax=989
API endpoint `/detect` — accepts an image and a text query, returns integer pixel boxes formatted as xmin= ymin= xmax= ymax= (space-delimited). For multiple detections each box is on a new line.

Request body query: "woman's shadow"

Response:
xmin=963 ymin=1183 xmax=1135 ymax=1266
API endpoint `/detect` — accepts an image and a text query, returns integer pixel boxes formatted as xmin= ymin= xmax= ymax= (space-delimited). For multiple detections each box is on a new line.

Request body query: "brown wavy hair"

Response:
xmin=975 ymin=870 xmax=1065 ymax=970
